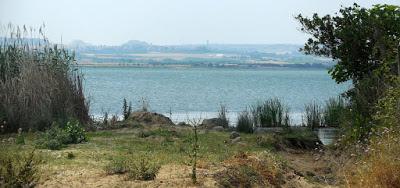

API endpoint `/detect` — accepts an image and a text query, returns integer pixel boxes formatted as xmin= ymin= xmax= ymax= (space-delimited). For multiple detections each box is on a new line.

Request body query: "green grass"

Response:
xmin=0 ymin=126 xmax=270 ymax=178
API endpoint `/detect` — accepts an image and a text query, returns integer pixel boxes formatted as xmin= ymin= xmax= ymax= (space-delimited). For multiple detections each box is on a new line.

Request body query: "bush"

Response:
xmin=36 ymin=120 xmax=87 ymax=150
xmin=323 ymin=97 xmax=346 ymax=127
xmin=0 ymin=150 xmax=40 ymax=187
xmin=0 ymin=24 xmax=89 ymax=133
xmin=105 ymin=153 xmax=160 ymax=181
xmin=127 ymin=155 xmax=161 ymax=181
xmin=122 ymin=98 xmax=132 ymax=121
xmin=63 ymin=120 xmax=87 ymax=144
xmin=236 ymin=111 xmax=254 ymax=133
xmin=302 ymin=101 xmax=323 ymax=130
xmin=251 ymin=98 xmax=290 ymax=127
xmin=105 ymin=158 xmax=129 ymax=175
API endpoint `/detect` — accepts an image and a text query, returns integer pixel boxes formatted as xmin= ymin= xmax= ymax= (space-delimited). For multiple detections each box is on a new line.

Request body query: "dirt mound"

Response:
xmin=127 ymin=111 xmax=174 ymax=126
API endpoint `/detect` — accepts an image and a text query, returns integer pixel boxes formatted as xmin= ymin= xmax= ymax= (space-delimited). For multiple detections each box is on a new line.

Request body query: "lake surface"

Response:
xmin=81 ymin=67 xmax=350 ymax=125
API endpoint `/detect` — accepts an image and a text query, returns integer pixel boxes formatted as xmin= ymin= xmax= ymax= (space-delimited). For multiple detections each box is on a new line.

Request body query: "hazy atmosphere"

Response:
xmin=1 ymin=0 xmax=398 ymax=45
xmin=1 ymin=1 xmax=400 ymax=187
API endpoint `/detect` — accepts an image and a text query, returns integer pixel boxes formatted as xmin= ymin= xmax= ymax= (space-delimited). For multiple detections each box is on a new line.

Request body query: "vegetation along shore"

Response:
xmin=1 ymin=3 xmax=400 ymax=188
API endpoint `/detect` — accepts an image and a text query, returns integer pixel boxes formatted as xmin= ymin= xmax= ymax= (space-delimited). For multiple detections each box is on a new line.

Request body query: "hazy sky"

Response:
xmin=1 ymin=0 xmax=399 ymax=45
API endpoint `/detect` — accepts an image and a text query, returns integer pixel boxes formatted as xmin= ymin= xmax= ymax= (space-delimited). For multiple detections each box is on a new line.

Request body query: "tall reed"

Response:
xmin=0 ymin=24 xmax=89 ymax=133
xmin=323 ymin=96 xmax=346 ymax=127
xmin=251 ymin=98 xmax=290 ymax=127
xmin=217 ymin=104 xmax=229 ymax=128
xmin=302 ymin=101 xmax=323 ymax=130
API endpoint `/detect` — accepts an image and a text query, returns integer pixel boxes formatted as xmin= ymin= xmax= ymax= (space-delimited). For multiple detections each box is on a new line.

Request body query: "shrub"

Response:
xmin=15 ymin=128 xmax=25 ymax=145
xmin=0 ymin=150 xmax=40 ymax=187
xmin=302 ymin=101 xmax=323 ymax=130
xmin=251 ymin=98 xmax=290 ymax=127
xmin=66 ymin=152 xmax=75 ymax=160
xmin=105 ymin=153 xmax=160 ymax=181
xmin=122 ymin=98 xmax=132 ymax=120
xmin=105 ymin=158 xmax=129 ymax=175
xmin=236 ymin=111 xmax=254 ymax=133
xmin=36 ymin=120 xmax=87 ymax=150
xmin=0 ymin=24 xmax=89 ymax=133
xmin=63 ymin=120 xmax=87 ymax=144
xmin=323 ymin=96 xmax=346 ymax=127
xmin=127 ymin=154 xmax=161 ymax=181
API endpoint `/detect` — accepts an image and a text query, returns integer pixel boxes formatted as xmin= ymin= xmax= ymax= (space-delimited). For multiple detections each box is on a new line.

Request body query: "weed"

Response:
xmin=236 ymin=110 xmax=254 ymax=133
xmin=251 ymin=98 xmax=290 ymax=127
xmin=303 ymin=101 xmax=323 ymax=130
xmin=217 ymin=104 xmax=229 ymax=128
xmin=0 ymin=149 xmax=40 ymax=187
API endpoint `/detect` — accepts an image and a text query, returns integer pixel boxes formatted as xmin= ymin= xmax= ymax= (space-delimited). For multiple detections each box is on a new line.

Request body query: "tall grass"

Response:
xmin=217 ymin=104 xmax=229 ymax=128
xmin=323 ymin=96 xmax=346 ymax=127
xmin=236 ymin=110 xmax=254 ymax=133
xmin=251 ymin=98 xmax=290 ymax=127
xmin=0 ymin=24 xmax=89 ymax=133
xmin=302 ymin=101 xmax=323 ymax=130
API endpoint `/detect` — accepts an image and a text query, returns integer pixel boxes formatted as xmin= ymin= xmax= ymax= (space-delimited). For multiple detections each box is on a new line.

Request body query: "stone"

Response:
xmin=201 ymin=118 xmax=224 ymax=129
xmin=127 ymin=111 xmax=174 ymax=126
xmin=212 ymin=126 xmax=224 ymax=131
xmin=231 ymin=137 xmax=241 ymax=144
xmin=230 ymin=131 xmax=240 ymax=139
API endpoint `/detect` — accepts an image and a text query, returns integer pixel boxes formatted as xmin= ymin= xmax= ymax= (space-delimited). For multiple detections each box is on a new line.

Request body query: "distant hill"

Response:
xmin=67 ymin=40 xmax=332 ymax=68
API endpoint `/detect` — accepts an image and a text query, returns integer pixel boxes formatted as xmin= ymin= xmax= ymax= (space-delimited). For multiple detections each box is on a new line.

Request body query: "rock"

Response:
xmin=231 ymin=137 xmax=241 ymax=144
xmin=127 ymin=111 xmax=174 ymax=126
xmin=212 ymin=126 xmax=224 ymax=131
xmin=230 ymin=131 xmax=240 ymax=139
xmin=201 ymin=118 xmax=225 ymax=129
xmin=7 ymin=137 xmax=15 ymax=143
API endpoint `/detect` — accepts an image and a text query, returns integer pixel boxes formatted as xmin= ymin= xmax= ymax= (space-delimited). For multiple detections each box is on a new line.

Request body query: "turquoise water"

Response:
xmin=81 ymin=67 xmax=350 ymax=124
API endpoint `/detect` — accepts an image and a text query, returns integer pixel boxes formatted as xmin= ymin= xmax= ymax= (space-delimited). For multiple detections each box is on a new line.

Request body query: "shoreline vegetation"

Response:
xmin=1 ymin=3 xmax=400 ymax=188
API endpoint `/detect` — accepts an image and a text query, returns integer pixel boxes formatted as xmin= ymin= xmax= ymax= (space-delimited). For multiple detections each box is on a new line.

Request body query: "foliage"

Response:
xmin=323 ymin=96 xmax=347 ymax=127
xmin=105 ymin=157 xmax=129 ymax=175
xmin=122 ymin=98 xmax=132 ymax=121
xmin=373 ymin=79 xmax=400 ymax=128
xmin=346 ymin=127 xmax=400 ymax=188
xmin=236 ymin=110 xmax=254 ymax=133
xmin=126 ymin=153 xmax=160 ymax=181
xmin=187 ymin=118 xmax=201 ymax=184
xmin=251 ymin=98 xmax=290 ymax=127
xmin=105 ymin=152 xmax=160 ymax=181
xmin=296 ymin=4 xmax=400 ymax=84
xmin=302 ymin=102 xmax=323 ymax=130
xmin=36 ymin=120 xmax=86 ymax=150
xmin=0 ymin=150 xmax=40 ymax=188
xmin=63 ymin=120 xmax=87 ymax=144
xmin=0 ymin=24 xmax=89 ymax=133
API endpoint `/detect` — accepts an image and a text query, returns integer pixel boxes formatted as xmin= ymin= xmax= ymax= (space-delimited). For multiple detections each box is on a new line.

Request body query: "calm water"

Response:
xmin=81 ymin=67 xmax=350 ymax=126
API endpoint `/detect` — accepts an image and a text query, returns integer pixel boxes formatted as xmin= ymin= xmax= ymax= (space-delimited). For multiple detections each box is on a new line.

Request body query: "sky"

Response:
xmin=1 ymin=0 xmax=399 ymax=45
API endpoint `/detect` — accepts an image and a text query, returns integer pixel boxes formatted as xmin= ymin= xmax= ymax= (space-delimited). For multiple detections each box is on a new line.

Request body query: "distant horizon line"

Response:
xmin=64 ymin=39 xmax=304 ymax=47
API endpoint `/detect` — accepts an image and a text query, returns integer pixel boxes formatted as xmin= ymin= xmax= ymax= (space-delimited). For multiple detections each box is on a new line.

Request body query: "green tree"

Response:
xmin=296 ymin=4 xmax=400 ymax=84
xmin=296 ymin=4 xmax=400 ymax=140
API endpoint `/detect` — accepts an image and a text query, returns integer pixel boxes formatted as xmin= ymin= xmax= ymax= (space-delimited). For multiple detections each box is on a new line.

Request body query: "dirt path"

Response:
xmin=280 ymin=150 xmax=340 ymax=187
